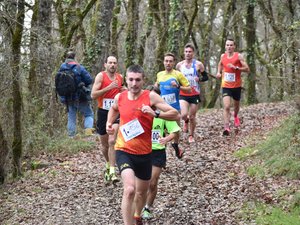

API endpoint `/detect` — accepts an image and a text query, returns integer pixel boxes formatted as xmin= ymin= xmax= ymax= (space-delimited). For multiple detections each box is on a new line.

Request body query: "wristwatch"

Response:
xmin=235 ymin=66 xmax=240 ymax=70
xmin=154 ymin=110 xmax=160 ymax=118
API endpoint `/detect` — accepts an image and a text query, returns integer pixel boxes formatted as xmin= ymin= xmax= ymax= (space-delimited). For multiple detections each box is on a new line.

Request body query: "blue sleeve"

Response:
xmin=79 ymin=65 xmax=93 ymax=85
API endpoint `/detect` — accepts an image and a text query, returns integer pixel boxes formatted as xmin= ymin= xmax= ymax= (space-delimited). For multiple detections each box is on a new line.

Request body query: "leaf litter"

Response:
xmin=1 ymin=101 xmax=299 ymax=225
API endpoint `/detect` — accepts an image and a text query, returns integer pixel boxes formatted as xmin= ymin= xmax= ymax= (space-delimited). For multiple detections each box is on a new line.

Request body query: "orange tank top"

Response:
xmin=115 ymin=90 xmax=153 ymax=155
xmin=97 ymin=72 xmax=123 ymax=110
xmin=221 ymin=52 xmax=242 ymax=88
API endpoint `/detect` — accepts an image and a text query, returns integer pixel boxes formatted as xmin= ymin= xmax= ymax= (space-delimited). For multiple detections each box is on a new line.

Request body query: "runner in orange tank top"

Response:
xmin=106 ymin=65 xmax=179 ymax=225
xmin=91 ymin=56 xmax=126 ymax=183
xmin=216 ymin=38 xmax=250 ymax=136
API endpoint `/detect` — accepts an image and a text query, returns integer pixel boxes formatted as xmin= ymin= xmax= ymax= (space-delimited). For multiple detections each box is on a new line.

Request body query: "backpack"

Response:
xmin=55 ymin=64 xmax=77 ymax=98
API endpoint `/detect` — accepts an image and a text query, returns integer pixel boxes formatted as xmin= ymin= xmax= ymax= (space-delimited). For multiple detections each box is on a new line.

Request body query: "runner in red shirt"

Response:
xmin=106 ymin=65 xmax=179 ymax=225
xmin=216 ymin=38 xmax=250 ymax=135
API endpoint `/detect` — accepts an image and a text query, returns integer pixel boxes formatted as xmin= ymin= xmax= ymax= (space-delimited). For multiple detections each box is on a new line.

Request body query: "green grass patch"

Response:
xmin=46 ymin=136 xmax=97 ymax=155
xmin=235 ymin=114 xmax=300 ymax=179
xmin=240 ymin=201 xmax=300 ymax=225
xmin=236 ymin=114 xmax=300 ymax=223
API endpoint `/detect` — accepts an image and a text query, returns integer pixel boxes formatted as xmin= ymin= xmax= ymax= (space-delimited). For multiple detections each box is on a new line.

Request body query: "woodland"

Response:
xmin=0 ymin=0 xmax=299 ymax=210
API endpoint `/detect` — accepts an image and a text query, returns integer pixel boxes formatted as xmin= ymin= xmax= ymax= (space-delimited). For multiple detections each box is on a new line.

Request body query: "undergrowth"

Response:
xmin=235 ymin=114 xmax=300 ymax=224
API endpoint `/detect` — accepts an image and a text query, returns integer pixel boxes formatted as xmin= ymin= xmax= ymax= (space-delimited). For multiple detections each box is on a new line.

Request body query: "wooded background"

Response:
xmin=0 ymin=0 xmax=299 ymax=182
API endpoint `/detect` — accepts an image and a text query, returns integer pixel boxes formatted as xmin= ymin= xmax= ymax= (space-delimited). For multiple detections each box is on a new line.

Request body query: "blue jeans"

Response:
xmin=67 ymin=101 xmax=94 ymax=136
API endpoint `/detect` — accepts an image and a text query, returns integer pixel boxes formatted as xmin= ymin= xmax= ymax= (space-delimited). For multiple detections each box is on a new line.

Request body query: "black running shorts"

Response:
xmin=179 ymin=95 xmax=201 ymax=104
xmin=222 ymin=87 xmax=242 ymax=101
xmin=116 ymin=150 xmax=152 ymax=180
xmin=96 ymin=108 xmax=119 ymax=135
xmin=151 ymin=150 xmax=166 ymax=168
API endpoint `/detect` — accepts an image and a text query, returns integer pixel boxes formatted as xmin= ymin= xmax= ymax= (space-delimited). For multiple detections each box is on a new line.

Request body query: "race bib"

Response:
xmin=120 ymin=119 xmax=144 ymax=142
xmin=103 ymin=98 xmax=114 ymax=110
xmin=151 ymin=130 xmax=161 ymax=143
xmin=162 ymin=93 xmax=176 ymax=105
xmin=224 ymin=72 xmax=236 ymax=82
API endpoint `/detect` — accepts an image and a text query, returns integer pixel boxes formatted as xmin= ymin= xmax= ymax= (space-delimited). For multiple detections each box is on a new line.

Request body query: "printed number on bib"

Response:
xmin=151 ymin=130 xmax=161 ymax=143
xmin=120 ymin=119 xmax=144 ymax=142
xmin=224 ymin=72 xmax=236 ymax=82
xmin=162 ymin=93 xmax=176 ymax=105
xmin=103 ymin=98 xmax=114 ymax=110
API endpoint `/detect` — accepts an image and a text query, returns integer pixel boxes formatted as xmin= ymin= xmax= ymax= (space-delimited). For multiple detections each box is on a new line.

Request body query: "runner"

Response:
xmin=106 ymin=65 xmax=180 ymax=225
xmin=141 ymin=85 xmax=181 ymax=220
xmin=155 ymin=52 xmax=191 ymax=157
xmin=176 ymin=43 xmax=208 ymax=143
xmin=216 ymin=38 xmax=250 ymax=135
xmin=91 ymin=56 xmax=125 ymax=182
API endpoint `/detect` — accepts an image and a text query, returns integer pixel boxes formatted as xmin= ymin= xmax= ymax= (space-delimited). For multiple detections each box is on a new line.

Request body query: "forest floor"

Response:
xmin=0 ymin=101 xmax=299 ymax=225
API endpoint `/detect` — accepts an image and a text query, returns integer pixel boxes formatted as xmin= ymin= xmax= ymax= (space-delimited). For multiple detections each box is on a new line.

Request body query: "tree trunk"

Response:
xmin=0 ymin=124 xmax=9 ymax=184
xmin=11 ymin=0 xmax=25 ymax=177
xmin=207 ymin=0 xmax=233 ymax=108
xmin=36 ymin=0 xmax=56 ymax=135
xmin=245 ymin=0 xmax=258 ymax=104
xmin=125 ymin=0 xmax=140 ymax=68
xmin=167 ymin=0 xmax=184 ymax=57
xmin=149 ymin=0 xmax=169 ymax=72
xmin=84 ymin=0 xmax=115 ymax=74
xmin=110 ymin=0 xmax=122 ymax=57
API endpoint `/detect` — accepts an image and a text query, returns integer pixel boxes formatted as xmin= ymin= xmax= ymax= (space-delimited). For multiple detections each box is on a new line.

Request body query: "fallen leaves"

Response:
xmin=1 ymin=101 xmax=299 ymax=224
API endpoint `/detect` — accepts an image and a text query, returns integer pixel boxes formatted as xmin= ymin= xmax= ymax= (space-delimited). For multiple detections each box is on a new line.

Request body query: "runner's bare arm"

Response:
xmin=238 ymin=54 xmax=250 ymax=73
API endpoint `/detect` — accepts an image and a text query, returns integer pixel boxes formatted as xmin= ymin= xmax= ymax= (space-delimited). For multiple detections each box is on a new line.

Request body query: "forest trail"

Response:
xmin=1 ymin=101 xmax=298 ymax=225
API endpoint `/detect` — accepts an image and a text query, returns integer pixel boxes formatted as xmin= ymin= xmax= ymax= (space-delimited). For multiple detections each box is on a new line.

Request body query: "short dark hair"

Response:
xmin=184 ymin=43 xmax=195 ymax=51
xmin=146 ymin=85 xmax=161 ymax=95
xmin=226 ymin=38 xmax=235 ymax=44
xmin=164 ymin=52 xmax=176 ymax=61
xmin=126 ymin=64 xmax=145 ymax=77
xmin=66 ymin=51 xmax=76 ymax=59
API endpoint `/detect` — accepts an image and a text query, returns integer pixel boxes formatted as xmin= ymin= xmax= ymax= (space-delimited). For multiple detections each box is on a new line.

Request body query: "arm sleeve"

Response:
xmin=80 ymin=65 xmax=93 ymax=85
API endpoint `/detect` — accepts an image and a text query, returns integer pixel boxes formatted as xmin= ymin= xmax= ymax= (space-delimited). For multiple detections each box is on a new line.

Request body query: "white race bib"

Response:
xmin=162 ymin=93 xmax=176 ymax=105
xmin=151 ymin=130 xmax=161 ymax=143
xmin=103 ymin=98 xmax=114 ymax=110
xmin=224 ymin=72 xmax=236 ymax=82
xmin=120 ymin=119 xmax=144 ymax=142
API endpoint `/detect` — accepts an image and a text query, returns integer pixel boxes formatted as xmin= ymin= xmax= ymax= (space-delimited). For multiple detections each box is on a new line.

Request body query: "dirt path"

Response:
xmin=0 ymin=102 xmax=298 ymax=225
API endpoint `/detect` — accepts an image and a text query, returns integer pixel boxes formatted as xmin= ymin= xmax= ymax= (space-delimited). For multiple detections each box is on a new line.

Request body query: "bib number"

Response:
xmin=103 ymin=98 xmax=114 ymax=110
xmin=162 ymin=93 xmax=176 ymax=105
xmin=224 ymin=72 xmax=236 ymax=82
xmin=120 ymin=119 xmax=144 ymax=142
xmin=151 ymin=130 xmax=161 ymax=143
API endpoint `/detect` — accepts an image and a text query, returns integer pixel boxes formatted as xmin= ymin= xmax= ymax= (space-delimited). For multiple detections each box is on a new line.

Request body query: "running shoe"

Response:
xmin=234 ymin=116 xmax=240 ymax=127
xmin=183 ymin=121 xmax=189 ymax=133
xmin=104 ymin=170 xmax=111 ymax=182
xmin=142 ymin=207 xmax=152 ymax=219
xmin=188 ymin=135 xmax=195 ymax=143
xmin=223 ymin=128 xmax=230 ymax=136
xmin=171 ymin=143 xmax=184 ymax=159
xmin=110 ymin=173 xmax=120 ymax=183
xmin=134 ymin=216 xmax=143 ymax=225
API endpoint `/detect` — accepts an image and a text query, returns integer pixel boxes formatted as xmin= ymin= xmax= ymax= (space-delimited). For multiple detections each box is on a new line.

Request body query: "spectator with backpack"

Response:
xmin=56 ymin=51 xmax=94 ymax=137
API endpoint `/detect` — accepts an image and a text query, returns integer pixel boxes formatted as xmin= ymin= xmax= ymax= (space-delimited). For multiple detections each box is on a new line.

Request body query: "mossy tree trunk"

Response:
xmin=28 ymin=2 xmax=38 ymax=98
xmin=207 ymin=0 xmax=233 ymax=108
xmin=83 ymin=0 xmax=114 ymax=74
xmin=110 ymin=0 xmax=122 ymax=58
xmin=149 ymin=0 xmax=169 ymax=72
xmin=0 ymin=124 xmax=9 ymax=184
xmin=287 ymin=0 xmax=298 ymax=95
xmin=125 ymin=0 xmax=140 ymax=68
xmin=245 ymin=0 xmax=258 ymax=104
xmin=11 ymin=0 xmax=25 ymax=177
xmin=167 ymin=0 xmax=184 ymax=58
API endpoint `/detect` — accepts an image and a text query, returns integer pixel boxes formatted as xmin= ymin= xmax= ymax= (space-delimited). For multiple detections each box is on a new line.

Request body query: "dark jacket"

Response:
xmin=58 ymin=59 xmax=93 ymax=103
